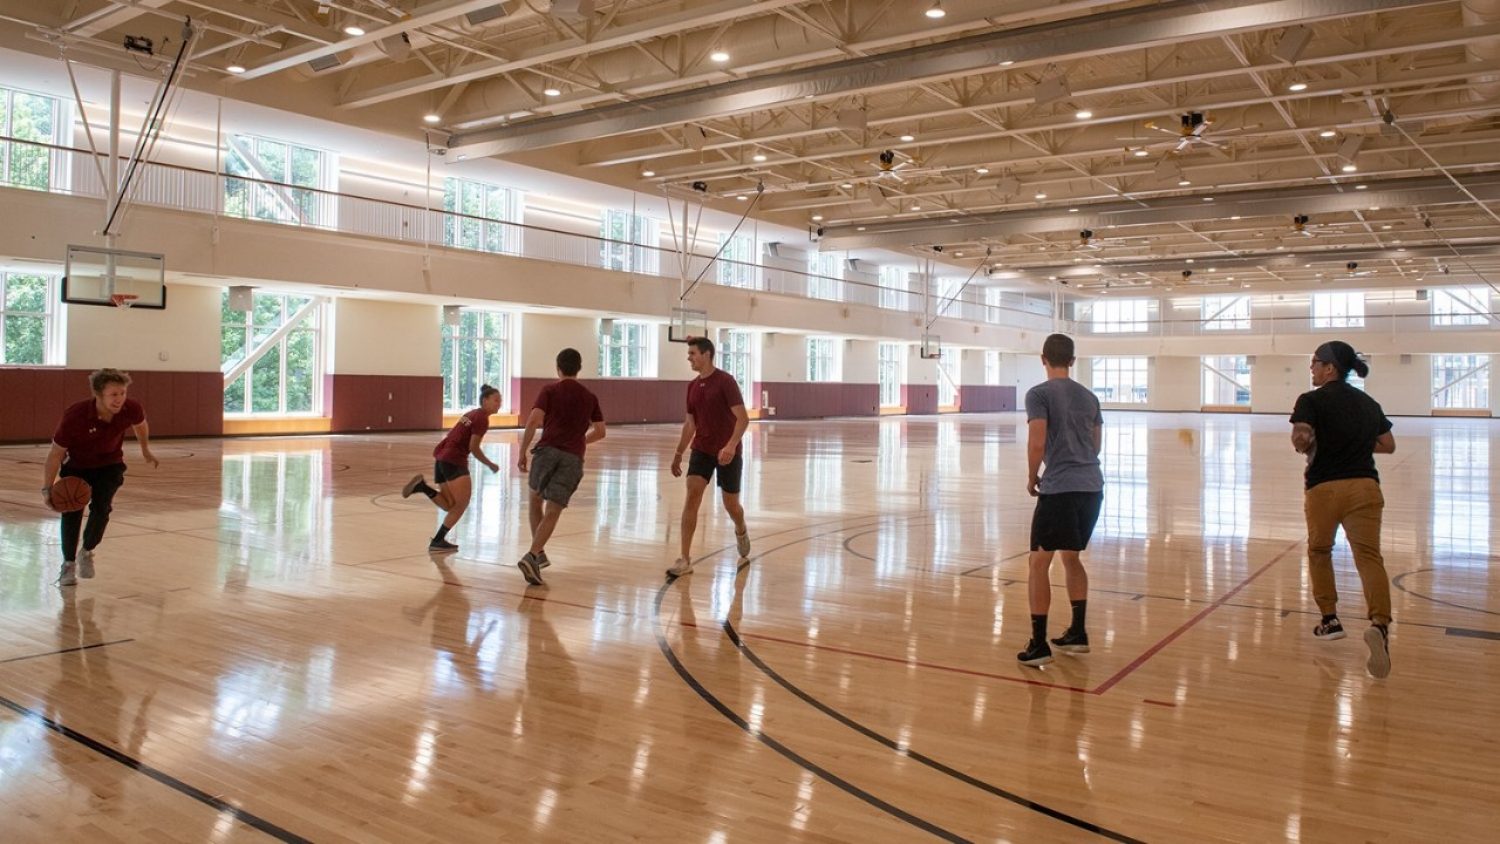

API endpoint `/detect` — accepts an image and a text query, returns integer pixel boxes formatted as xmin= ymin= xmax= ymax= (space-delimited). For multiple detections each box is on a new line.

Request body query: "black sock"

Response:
xmin=1031 ymin=614 xmax=1048 ymax=644
xmin=1070 ymin=599 xmax=1087 ymax=632
xmin=420 ymin=483 xmax=438 ymax=500
xmin=1323 ymin=613 xmax=1339 ymax=624
xmin=433 ymin=524 xmax=451 ymax=543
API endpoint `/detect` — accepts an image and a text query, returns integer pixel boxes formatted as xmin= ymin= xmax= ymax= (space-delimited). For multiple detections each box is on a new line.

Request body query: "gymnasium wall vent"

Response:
xmin=307 ymin=54 xmax=342 ymax=72
xmin=465 ymin=5 xmax=510 ymax=26
xmin=1400 ymin=354 xmax=1413 ymax=365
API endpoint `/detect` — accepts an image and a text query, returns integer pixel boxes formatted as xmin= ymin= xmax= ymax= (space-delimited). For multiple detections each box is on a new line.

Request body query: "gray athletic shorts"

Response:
xmin=528 ymin=446 xmax=585 ymax=507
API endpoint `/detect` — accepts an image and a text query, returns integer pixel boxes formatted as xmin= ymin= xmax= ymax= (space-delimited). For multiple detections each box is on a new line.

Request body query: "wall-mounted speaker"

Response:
xmin=443 ymin=304 xmax=462 ymax=327
xmin=228 ymin=285 xmax=254 ymax=312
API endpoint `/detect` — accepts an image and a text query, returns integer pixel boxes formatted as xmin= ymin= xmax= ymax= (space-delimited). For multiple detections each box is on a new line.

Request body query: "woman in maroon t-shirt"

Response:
xmin=401 ymin=385 xmax=502 ymax=551
xmin=41 ymin=368 xmax=159 ymax=586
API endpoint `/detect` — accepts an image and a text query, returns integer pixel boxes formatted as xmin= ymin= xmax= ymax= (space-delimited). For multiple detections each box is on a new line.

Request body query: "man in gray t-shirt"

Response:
xmin=1018 ymin=333 xmax=1104 ymax=668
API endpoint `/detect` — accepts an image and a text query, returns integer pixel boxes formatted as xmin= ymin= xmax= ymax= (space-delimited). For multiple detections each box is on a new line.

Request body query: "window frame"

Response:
xmin=1201 ymin=295 xmax=1251 ymax=331
xmin=807 ymin=336 xmax=841 ymax=383
xmin=1090 ymin=298 xmax=1152 ymax=333
xmin=1432 ymin=353 xmax=1491 ymax=410
xmin=718 ymin=328 xmax=756 ymax=403
xmin=1311 ymin=291 xmax=1365 ymax=329
xmin=878 ymin=342 xmax=905 ymax=407
xmin=0 ymin=272 xmax=63 ymax=366
xmin=807 ymin=252 xmax=845 ymax=301
xmin=0 ymin=86 xmax=71 ymax=192
xmin=1201 ymin=354 xmax=1252 ymax=406
xmin=1090 ymin=356 xmax=1149 ymax=405
xmin=442 ymin=308 xmax=512 ymax=413
xmin=221 ymin=291 xmax=326 ymax=417
xmin=1431 ymin=286 xmax=1491 ymax=328
xmin=442 ymin=177 xmax=524 ymax=256
xmin=600 ymin=210 xmax=661 ymax=275
xmin=221 ymin=133 xmax=338 ymax=228
xmin=599 ymin=319 xmax=656 ymax=378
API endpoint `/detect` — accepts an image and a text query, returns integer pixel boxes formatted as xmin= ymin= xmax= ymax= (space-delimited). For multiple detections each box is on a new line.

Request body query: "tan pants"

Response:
xmin=1304 ymin=477 xmax=1392 ymax=626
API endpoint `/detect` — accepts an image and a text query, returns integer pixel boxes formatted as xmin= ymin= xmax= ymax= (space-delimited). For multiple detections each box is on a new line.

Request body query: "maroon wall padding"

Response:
xmin=958 ymin=385 xmax=1018 ymax=413
xmin=0 ymin=368 xmax=223 ymax=442
xmin=516 ymin=378 xmax=689 ymax=424
xmin=903 ymin=384 xmax=938 ymax=415
xmin=755 ymin=382 xmax=880 ymax=419
xmin=329 ymin=374 xmax=444 ymax=432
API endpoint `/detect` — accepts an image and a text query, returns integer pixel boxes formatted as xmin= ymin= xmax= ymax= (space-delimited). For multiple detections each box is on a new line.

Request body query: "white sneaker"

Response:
xmin=78 ymin=548 xmax=95 ymax=579
xmin=58 ymin=562 xmax=77 ymax=587
xmin=735 ymin=531 xmax=751 ymax=559
xmin=666 ymin=558 xmax=695 ymax=578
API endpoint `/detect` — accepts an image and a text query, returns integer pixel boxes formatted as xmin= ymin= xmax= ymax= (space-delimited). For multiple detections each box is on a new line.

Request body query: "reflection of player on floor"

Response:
xmin=515 ymin=348 xmax=606 ymax=586
xmin=1018 ymin=334 xmax=1104 ymax=667
xmin=1291 ymin=340 xmax=1396 ymax=678
xmin=42 ymin=369 xmax=160 ymax=586
xmin=668 ymin=337 xmax=751 ymax=577
xmin=402 ymin=385 xmax=502 ymax=551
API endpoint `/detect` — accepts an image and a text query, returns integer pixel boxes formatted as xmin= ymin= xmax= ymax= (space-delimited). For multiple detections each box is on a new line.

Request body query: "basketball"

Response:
xmin=50 ymin=476 xmax=91 ymax=513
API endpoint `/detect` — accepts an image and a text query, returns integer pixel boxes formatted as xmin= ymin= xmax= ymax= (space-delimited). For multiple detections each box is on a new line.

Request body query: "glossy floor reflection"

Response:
xmin=1 ymin=413 xmax=1498 ymax=842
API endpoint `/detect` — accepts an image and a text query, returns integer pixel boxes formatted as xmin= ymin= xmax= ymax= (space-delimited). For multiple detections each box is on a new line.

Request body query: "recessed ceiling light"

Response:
xmin=1277 ymin=245 xmax=1286 ymax=250
xmin=910 ymin=204 xmax=921 ymax=211
xmin=226 ymin=64 xmax=246 ymax=74
xmin=1319 ymin=130 xmax=1337 ymax=138
xmin=1382 ymin=224 xmax=1392 ymax=230
xmin=1230 ymin=215 xmax=1241 ymax=220
xmin=1178 ymin=178 xmax=1192 ymax=186
xmin=1203 ymin=196 xmax=1214 ymax=201
xmin=811 ymin=214 xmax=824 ymax=221
xmin=456 ymin=154 xmax=467 ymax=160
xmin=1288 ymin=81 xmax=1308 ymax=92
xmin=1209 ymin=267 xmax=1217 ymax=272
xmin=710 ymin=50 xmax=730 ymax=63
xmin=543 ymin=87 xmax=562 ymax=97
xmin=1133 ymin=148 xmax=1150 ymax=157
xmin=925 ymin=1 xmax=946 ymax=19
xmin=1075 ymin=110 xmax=1093 ymax=120
xmin=954 ymin=251 xmax=964 ymax=257
xmin=641 ymin=169 xmax=656 ymax=177
xmin=344 ymin=25 xmax=366 ymax=36
xmin=1034 ymin=192 xmax=1047 ymax=199
xmin=1186 ymin=258 xmax=1195 ymax=264
xmin=752 ymin=153 xmax=767 ymax=162
xmin=1000 ymin=60 xmax=1015 ymax=66
xmin=899 ymin=134 xmax=915 ymax=142
xmin=1341 ymin=163 xmax=1358 ymax=173
xmin=857 ymin=226 xmax=867 ymax=231
xmin=840 ymin=182 xmax=854 ymax=189
xmin=736 ymin=194 xmax=748 ymax=201
xmin=1068 ymin=207 xmax=1079 ymax=213
xmin=975 ymin=167 xmax=989 ymax=175
xmin=1370 ymin=206 xmax=1381 ymax=211
xmin=1355 ymin=184 xmax=1368 ymax=190
xmin=423 ymin=113 xmax=441 ymax=124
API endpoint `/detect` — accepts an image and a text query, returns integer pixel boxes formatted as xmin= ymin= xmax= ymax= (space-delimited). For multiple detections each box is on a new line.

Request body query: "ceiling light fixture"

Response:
xmin=736 ymin=194 xmax=748 ymax=201
xmin=641 ymin=169 xmax=656 ymax=177
xmin=1075 ymin=110 xmax=1093 ymax=120
xmin=1178 ymin=178 xmax=1192 ymax=186
xmin=925 ymin=1 xmax=946 ymax=19
xmin=227 ymin=64 xmax=246 ymax=74
xmin=1000 ymin=60 xmax=1015 ymax=66
xmin=1287 ymin=81 xmax=1308 ymax=92
xmin=975 ymin=167 xmax=990 ymax=175
xmin=710 ymin=50 xmax=730 ymax=63
xmin=752 ymin=153 xmax=767 ymax=162
xmin=811 ymin=214 xmax=824 ymax=221
xmin=1341 ymin=163 xmax=1358 ymax=173
xmin=840 ymin=182 xmax=854 ymax=189
xmin=543 ymin=87 xmax=562 ymax=97
xmin=1133 ymin=148 xmax=1150 ymax=157
xmin=1319 ymin=129 xmax=1337 ymax=138
xmin=1034 ymin=192 xmax=1047 ymax=200
xmin=1068 ymin=207 xmax=1079 ymax=213
xmin=343 ymin=25 xmax=366 ymax=36
xmin=899 ymin=134 xmax=915 ymax=142
xmin=423 ymin=113 xmax=441 ymax=124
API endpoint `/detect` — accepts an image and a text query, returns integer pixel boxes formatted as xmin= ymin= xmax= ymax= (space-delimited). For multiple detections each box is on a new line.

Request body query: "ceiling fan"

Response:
xmin=1344 ymin=261 xmax=1376 ymax=277
xmin=1124 ymin=112 xmax=1257 ymax=156
xmin=1291 ymin=214 xmax=1318 ymax=237
xmin=1076 ymin=229 xmax=1103 ymax=251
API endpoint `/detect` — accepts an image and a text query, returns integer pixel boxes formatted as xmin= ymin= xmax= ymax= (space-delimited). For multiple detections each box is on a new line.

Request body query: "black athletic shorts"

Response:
xmin=1030 ymin=490 xmax=1104 ymax=552
xmin=433 ymin=459 xmax=469 ymax=483
xmin=687 ymin=448 xmax=743 ymax=495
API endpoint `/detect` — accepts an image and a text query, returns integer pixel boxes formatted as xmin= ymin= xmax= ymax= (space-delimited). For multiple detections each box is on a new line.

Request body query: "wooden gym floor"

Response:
xmin=0 ymin=412 xmax=1497 ymax=843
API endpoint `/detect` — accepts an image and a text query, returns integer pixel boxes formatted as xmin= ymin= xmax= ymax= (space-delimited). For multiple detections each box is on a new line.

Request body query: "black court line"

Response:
xmin=1446 ymin=627 xmax=1500 ymax=641
xmin=1392 ymin=569 xmax=1500 ymax=616
xmin=0 ymin=692 xmax=311 ymax=843
xmin=0 ymin=638 xmax=135 ymax=664
xmin=652 ymin=581 xmax=968 ymax=843
xmin=722 ymin=621 xmax=1145 ymax=844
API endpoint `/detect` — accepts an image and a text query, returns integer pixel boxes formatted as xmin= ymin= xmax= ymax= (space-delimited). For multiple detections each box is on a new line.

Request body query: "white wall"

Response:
xmin=845 ymin=340 xmax=879 ymax=383
xmin=65 ymin=283 xmax=220 ymax=371
xmin=1250 ymin=355 xmax=1308 ymax=415
xmin=1365 ymin=353 xmax=1433 ymax=416
xmin=518 ymin=314 xmax=599 ymax=378
xmin=759 ymin=331 xmax=807 ymax=383
xmin=331 ymin=298 xmax=440 ymax=376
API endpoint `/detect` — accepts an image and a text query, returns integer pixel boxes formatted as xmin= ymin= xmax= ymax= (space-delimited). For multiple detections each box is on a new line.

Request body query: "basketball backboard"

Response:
xmin=920 ymin=333 xmax=941 ymax=359
xmin=62 ymin=244 xmax=167 ymax=309
xmin=668 ymin=306 xmax=708 ymax=343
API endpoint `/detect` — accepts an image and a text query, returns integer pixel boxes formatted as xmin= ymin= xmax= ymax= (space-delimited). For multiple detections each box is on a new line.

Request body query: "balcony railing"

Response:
xmin=1 ymin=136 xmax=1059 ymax=334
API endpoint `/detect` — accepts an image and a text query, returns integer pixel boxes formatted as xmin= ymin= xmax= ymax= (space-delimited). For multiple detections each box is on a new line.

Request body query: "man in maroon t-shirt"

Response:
xmin=667 ymin=337 xmax=751 ymax=577
xmin=514 ymin=348 xmax=606 ymax=586
xmin=41 ymin=368 xmax=159 ymax=586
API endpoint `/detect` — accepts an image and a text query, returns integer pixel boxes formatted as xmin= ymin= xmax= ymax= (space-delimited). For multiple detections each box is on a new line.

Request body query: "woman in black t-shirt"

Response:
xmin=1289 ymin=341 xmax=1396 ymax=678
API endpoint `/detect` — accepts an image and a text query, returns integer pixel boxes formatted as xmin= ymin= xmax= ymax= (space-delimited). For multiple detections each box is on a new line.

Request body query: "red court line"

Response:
xmin=1089 ymin=539 xmax=1303 ymax=695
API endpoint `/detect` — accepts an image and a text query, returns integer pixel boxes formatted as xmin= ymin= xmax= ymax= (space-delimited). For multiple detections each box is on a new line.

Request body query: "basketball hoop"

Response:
xmin=109 ymin=293 xmax=139 ymax=309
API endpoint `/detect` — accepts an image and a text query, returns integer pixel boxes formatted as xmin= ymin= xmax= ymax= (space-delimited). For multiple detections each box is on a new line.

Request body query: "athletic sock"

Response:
xmin=1070 ymin=599 xmax=1087 ymax=632
xmin=433 ymin=524 xmax=451 ymax=543
xmin=1031 ymin=614 xmax=1048 ymax=644
xmin=420 ymin=484 xmax=438 ymax=500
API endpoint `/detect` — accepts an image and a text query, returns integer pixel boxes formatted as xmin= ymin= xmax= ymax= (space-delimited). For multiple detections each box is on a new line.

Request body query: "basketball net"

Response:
xmin=110 ymin=293 xmax=139 ymax=309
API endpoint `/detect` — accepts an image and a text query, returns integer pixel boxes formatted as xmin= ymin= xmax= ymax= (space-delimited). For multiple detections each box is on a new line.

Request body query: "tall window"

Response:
xmin=1 ymin=87 xmax=67 ymax=191
xmin=985 ymin=350 xmax=1002 ymax=386
xmin=718 ymin=329 xmax=755 ymax=400
xmin=0 ymin=272 xmax=61 ymax=365
xmin=1202 ymin=355 xmax=1251 ymax=406
xmin=807 ymin=337 xmax=840 ymax=382
xmin=878 ymin=342 xmax=904 ymax=407
xmin=1312 ymin=291 xmax=1365 ymax=328
xmin=1201 ymin=296 xmax=1250 ymax=331
xmin=1432 ymin=354 xmax=1490 ymax=410
xmin=879 ymin=266 xmax=910 ymax=310
xmin=716 ymin=234 xmax=759 ymax=289
xmin=601 ymin=210 xmax=660 ymax=274
xmin=1091 ymin=357 xmax=1148 ymax=404
xmin=1090 ymin=299 xmax=1151 ymax=333
xmin=443 ymin=177 xmax=522 ymax=256
xmin=984 ymin=287 xmax=1006 ymax=324
xmin=223 ymin=134 xmax=337 ymax=227
xmin=938 ymin=347 xmax=959 ymax=407
xmin=808 ymin=251 xmax=844 ymax=301
xmin=221 ymin=291 xmax=324 ymax=415
xmin=442 ymin=309 xmax=509 ymax=413
xmin=599 ymin=320 xmax=655 ymax=377
xmin=1432 ymin=287 xmax=1491 ymax=327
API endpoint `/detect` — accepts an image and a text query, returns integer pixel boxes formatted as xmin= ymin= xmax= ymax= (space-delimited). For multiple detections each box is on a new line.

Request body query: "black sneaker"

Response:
xmin=1016 ymin=638 xmax=1054 ymax=667
xmin=1365 ymin=625 xmax=1391 ymax=678
xmin=428 ymin=538 xmax=459 ymax=553
xmin=402 ymin=475 xmax=426 ymax=498
xmin=1050 ymin=628 xmax=1090 ymax=654
xmin=1313 ymin=617 xmax=1346 ymax=640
